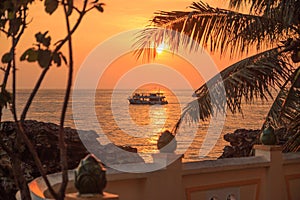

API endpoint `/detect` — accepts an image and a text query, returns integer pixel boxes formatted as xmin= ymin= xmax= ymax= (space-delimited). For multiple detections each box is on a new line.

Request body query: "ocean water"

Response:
xmin=2 ymin=89 xmax=273 ymax=162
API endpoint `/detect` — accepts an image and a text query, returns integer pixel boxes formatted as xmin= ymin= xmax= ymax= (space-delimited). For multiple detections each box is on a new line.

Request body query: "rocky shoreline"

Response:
xmin=0 ymin=120 xmax=143 ymax=200
xmin=219 ymin=129 xmax=260 ymax=158
xmin=219 ymin=128 xmax=288 ymax=159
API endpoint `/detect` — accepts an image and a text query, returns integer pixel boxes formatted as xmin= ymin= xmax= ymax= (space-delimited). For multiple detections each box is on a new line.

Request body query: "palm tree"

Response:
xmin=134 ymin=0 xmax=300 ymax=152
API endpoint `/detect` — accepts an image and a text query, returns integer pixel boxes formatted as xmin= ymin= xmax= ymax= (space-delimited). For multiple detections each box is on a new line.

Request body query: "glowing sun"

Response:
xmin=156 ymin=43 xmax=165 ymax=54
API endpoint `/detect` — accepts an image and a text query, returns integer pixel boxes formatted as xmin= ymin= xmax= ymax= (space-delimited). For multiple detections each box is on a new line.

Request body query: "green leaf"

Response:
xmin=94 ymin=3 xmax=105 ymax=13
xmin=1 ymin=53 xmax=12 ymax=64
xmin=44 ymin=0 xmax=58 ymax=15
xmin=53 ymin=52 xmax=61 ymax=67
xmin=37 ymin=50 xmax=52 ymax=68
xmin=7 ymin=11 xmax=14 ymax=20
xmin=20 ymin=48 xmax=38 ymax=62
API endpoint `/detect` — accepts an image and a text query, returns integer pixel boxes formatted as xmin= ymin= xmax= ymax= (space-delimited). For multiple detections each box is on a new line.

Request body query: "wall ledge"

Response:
xmin=182 ymin=156 xmax=269 ymax=175
xmin=253 ymin=145 xmax=282 ymax=151
xmin=283 ymin=152 xmax=300 ymax=165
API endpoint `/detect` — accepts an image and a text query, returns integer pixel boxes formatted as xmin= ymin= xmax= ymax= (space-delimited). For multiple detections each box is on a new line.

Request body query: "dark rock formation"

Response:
xmin=75 ymin=129 xmax=144 ymax=166
xmin=99 ymin=143 xmax=144 ymax=165
xmin=0 ymin=120 xmax=90 ymax=200
xmin=219 ymin=128 xmax=289 ymax=159
xmin=219 ymin=129 xmax=260 ymax=159
xmin=0 ymin=120 xmax=144 ymax=200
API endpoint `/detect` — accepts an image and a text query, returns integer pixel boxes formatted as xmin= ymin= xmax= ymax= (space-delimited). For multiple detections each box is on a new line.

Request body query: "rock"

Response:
xmin=117 ymin=145 xmax=138 ymax=153
xmin=219 ymin=129 xmax=260 ymax=159
xmin=0 ymin=120 xmax=90 ymax=199
xmin=96 ymin=143 xmax=144 ymax=166
xmin=219 ymin=128 xmax=289 ymax=159
xmin=74 ymin=130 xmax=144 ymax=166
xmin=0 ymin=120 xmax=144 ymax=199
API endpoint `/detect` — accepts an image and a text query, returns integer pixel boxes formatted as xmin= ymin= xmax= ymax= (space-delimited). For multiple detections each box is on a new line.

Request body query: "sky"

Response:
xmin=0 ymin=0 xmax=236 ymax=90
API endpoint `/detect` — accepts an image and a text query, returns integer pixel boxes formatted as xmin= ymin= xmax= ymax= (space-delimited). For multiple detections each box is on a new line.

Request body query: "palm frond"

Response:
xmin=262 ymin=67 xmax=300 ymax=129
xmin=234 ymin=0 xmax=283 ymax=14
xmin=276 ymin=0 xmax=300 ymax=27
xmin=228 ymin=0 xmax=300 ymax=28
xmin=173 ymin=48 xmax=291 ymax=133
xmin=134 ymin=1 xmax=288 ymax=61
xmin=283 ymin=114 xmax=300 ymax=152
xmin=228 ymin=0 xmax=278 ymax=14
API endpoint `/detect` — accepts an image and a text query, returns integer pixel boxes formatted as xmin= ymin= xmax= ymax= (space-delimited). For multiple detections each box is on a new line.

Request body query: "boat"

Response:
xmin=128 ymin=92 xmax=168 ymax=105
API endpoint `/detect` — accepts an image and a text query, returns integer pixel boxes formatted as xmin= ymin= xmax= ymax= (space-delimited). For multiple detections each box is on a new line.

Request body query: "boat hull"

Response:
xmin=128 ymin=99 xmax=168 ymax=105
xmin=128 ymin=92 xmax=168 ymax=105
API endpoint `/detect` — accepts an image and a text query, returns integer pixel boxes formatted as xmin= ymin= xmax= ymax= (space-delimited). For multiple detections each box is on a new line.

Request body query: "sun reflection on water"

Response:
xmin=126 ymin=84 xmax=181 ymax=156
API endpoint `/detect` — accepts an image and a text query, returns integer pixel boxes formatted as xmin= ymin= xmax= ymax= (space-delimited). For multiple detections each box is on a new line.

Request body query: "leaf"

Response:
xmin=42 ymin=36 xmax=51 ymax=47
xmin=94 ymin=3 xmax=105 ymax=13
xmin=37 ymin=50 xmax=52 ymax=68
xmin=0 ymin=67 xmax=6 ymax=72
xmin=8 ymin=18 xmax=22 ymax=35
xmin=0 ymin=19 xmax=7 ymax=28
xmin=59 ymin=52 xmax=67 ymax=65
xmin=0 ymin=86 xmax=12 ymax=109
xmin=7 ymin=11 xmax=14 ymax=20
xmin=134 ymin=1 xmax=292 ymax=60
xmin=1 ymin=52 xmax=12 ymax=64
xmin=2 ymin=2 xmax=13 ymax=13
xmin=66 ymin=0 xmax=73 ymax=16
xmin=173 ymin=48 xmax=291 ymax=133
xmin=44 ymin=0 xmax=58 ymax=15
xmin=263 ymin=67 xmax=300 ymax=129
xmin=35 ymin=31 xmax=51 ymax=47
xmin=283 ymin=114 xmax=300 ymax=152
xmin=35 ymin=32 xmax=44 ymax=43
xmin=53 ymin=52 xmax=61 ymax=67
xmin=20 ymin=48 xmax=38 ymax=62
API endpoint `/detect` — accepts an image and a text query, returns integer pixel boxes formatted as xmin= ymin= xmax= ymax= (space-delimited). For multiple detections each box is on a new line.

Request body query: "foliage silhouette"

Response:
xmin=135 ymin=0 xmax=300 ymax=152
xmin=0 ymin=0 xmax=105 ymax=199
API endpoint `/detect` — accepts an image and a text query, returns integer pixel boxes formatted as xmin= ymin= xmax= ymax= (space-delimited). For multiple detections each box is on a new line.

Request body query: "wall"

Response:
xmin=27 ymin=145 xmax=300 ymax=200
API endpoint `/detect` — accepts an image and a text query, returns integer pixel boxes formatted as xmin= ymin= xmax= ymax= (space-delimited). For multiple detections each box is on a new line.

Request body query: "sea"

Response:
xmin=1 ymin=89 xmax=273 ymax=163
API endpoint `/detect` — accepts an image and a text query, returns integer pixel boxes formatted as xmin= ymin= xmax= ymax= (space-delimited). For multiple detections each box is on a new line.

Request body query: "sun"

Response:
xmin=156 ymin=43 xmax=165 ymax=54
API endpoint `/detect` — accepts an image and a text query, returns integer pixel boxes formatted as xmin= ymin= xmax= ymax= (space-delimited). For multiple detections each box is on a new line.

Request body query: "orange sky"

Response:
xmin=97 ymin=51 xmax=205 ymax=89
xmin=0 ymin=0 xmax=236 ymax=89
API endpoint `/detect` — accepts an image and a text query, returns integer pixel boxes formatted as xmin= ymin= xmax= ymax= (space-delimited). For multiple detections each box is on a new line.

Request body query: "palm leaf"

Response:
xmin=173 ymin=48 xmax=291 ymax=133
xmin=283 ymin=114 xmax=300 ymax=152
xmin=228 ymin=0 xmax=300 ymax=27
xmin=134 ymin=0 xmax=299 ymax=153
xmin=134 ymin=1 xmax=290 ymax=61
xmin=276 ymin=0 xmax=300 ymax=26
xmin=228 ymin=0 xmax=276 ymax=13
xmin=262 ymin=67 xmax=300 ymax=129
